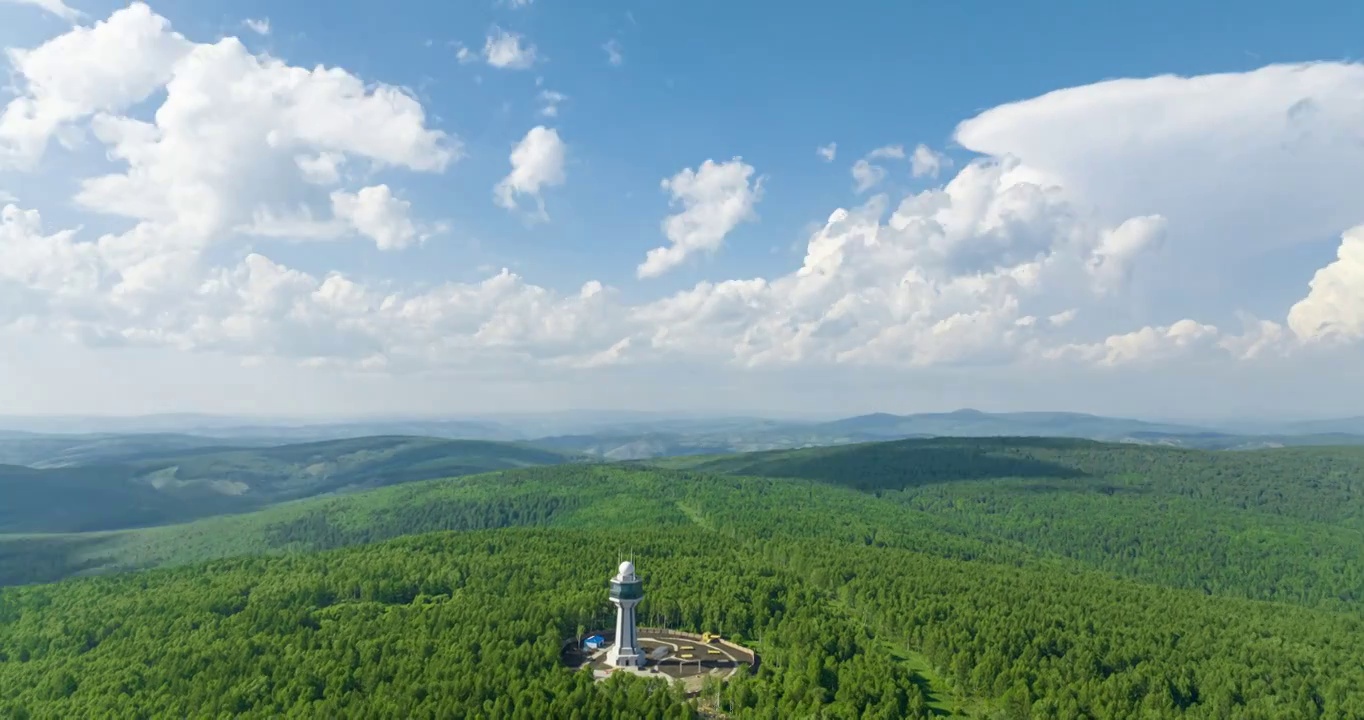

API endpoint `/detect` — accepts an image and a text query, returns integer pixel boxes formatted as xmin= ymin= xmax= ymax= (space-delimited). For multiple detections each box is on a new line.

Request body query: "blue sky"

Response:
xmin=17 ymin=0 xmax=1354 ymax=294
xmin=0 ymin=0 xmax=1362 ymax=419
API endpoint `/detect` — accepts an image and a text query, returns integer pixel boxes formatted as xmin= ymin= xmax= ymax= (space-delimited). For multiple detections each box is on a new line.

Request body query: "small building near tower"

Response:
xmin=582 ymin=635 xmax=605 ymax=650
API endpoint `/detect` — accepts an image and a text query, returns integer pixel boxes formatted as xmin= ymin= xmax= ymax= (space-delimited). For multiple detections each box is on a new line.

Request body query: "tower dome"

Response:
xmin=618 ymin=560 xmax=635 ymax=578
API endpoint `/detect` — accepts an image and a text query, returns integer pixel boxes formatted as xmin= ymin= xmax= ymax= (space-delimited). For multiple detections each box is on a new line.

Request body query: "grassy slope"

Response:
xmin=0 ymin=436 xmax=576 ymax=535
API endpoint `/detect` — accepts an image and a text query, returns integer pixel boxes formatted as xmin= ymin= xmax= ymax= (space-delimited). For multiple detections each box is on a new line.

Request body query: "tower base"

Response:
xmin=606 ymin=646 xmax=648 ymax=667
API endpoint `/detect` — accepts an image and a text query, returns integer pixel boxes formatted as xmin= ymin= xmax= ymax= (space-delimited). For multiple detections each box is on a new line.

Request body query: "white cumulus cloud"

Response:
xmin=603 ymin=39 xmax=623 ymax=67
xmin=494 ymin=126 xmax=566 ymax=221
xmin=817 ymin=143 xmax=836 ymax=162
xmin=954 ymin=62 xmax=1364 ymax=265
xmin=0 ymin=2 xmax=192 ymax=169
xmin=1287 ymin=226 xmax=1364 ymax=343
xmin=910 ymin=144 xmax=947 ymax=178
xmin=295 ymin=152 xmax=345 ymax=186
xmin=331 ymin=185 xmax=420 ymax=251
xmin=625 ymin=155 xmax=1168 ymax=369
xmin=637 ymin=158 xmax=763 ymax=279
xmin=0 ymin=0 xmax=82 ymax=21
xmin=851 ymin=159 xmax=886 ymax=193
xmin=483 ymin=27 xmax=537 ymax=69
xmin=243 ymin=18 xmax=270 ymax=36
xmin=0 ymin=3 xmax=456 ymax=338
xmin=538 ymin=90 xmax=567 ymax=118
xmin=851 ymin=144 xmax=910 ymax=192
xmin=868 ymin=144 xmax=905 ymax=160
xmin=1043 ymin=319 xmax=1221 ymax=366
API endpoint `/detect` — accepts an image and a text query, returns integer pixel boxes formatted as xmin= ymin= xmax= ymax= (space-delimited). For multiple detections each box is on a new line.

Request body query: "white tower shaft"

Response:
xmin=610 ymin=598 xmax=642 ymax=664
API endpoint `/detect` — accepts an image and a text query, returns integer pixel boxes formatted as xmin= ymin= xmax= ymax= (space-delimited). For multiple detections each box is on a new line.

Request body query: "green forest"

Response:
xmin=2 ymin=438 xmax=1363 ymax=717
xmin=657 ymin=438 xmax=1364 ymax=610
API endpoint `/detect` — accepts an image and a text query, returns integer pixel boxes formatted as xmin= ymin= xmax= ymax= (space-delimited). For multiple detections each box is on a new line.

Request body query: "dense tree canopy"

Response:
xmin=4 ymin=521 xmax=1362 ymax=718
xmin=2 ymin=439 xmax=1363 ymax=717
xmin=660 ymin=439 xmax=1364 ymax=611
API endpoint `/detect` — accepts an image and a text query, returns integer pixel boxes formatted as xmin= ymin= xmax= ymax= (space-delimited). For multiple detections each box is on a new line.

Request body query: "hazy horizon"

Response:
xmin=0 ymin=405 xmax=1358 ymax=434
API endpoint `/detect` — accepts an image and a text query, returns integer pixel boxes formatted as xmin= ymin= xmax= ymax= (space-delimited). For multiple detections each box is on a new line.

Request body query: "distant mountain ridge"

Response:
xmin=531 ymin=410 xmax=1364 ymax=459
xmin=0 ymin=433 xmax=281 ymax=468
xmin=819 ymin=409 xmax=1213 ymax=438
xmin=1 ymin=409 xmax=1362 ymax=462
xmin=1278 ymin=416 xmax=1364 ymax=435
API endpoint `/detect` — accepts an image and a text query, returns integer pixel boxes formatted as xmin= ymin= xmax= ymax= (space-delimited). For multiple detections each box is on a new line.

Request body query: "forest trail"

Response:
xmin=825 ymin=596 xmax=987 ymax=718
xmin=675 ymin=501 xmax=716 ymax=532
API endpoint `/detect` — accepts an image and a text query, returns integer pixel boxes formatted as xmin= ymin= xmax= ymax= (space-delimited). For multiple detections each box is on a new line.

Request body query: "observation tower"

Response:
xmin=606 ymin=560 xmax=647 ymax=667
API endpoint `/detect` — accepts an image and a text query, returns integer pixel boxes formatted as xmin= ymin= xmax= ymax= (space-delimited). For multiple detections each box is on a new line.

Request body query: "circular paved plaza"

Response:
xmin=562 ymin=628 xmax=757 ymax=695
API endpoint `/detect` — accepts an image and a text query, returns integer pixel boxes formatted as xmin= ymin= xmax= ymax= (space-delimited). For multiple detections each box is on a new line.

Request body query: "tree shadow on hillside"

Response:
xmin=1012 ymin=481 xmax=1145 ymax=496
xmin=0 ymin=535 xmax=123 ymax=588
xmin=719 ymin=438 xmax=1094 ymax=493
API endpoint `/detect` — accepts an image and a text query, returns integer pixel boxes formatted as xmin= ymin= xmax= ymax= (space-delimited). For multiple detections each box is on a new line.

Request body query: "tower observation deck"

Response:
xmin=606 ymin=560 xmax=647 ymax=667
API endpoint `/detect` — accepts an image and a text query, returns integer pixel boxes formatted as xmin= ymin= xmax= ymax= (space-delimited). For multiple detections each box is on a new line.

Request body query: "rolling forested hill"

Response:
xmin=0 ymin=436 xmax=576 ymax=534
xmin=653 ymin=438 xmax=1364 ymax=610
xmin=2 ymin=439 xmax=1363 ymax=717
